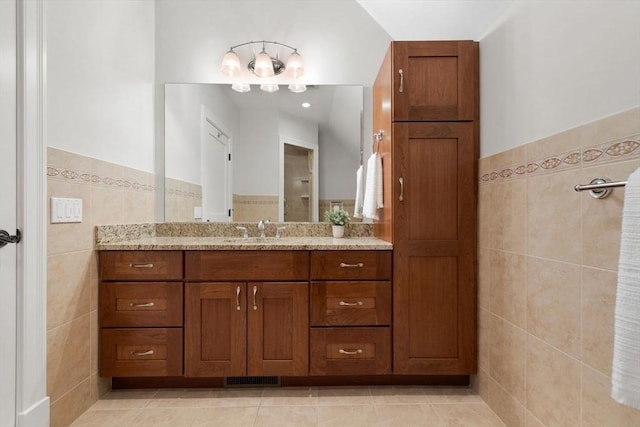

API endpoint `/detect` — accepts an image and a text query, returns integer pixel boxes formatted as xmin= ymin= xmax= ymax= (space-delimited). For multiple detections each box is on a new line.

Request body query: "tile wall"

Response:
xmin=477 ymin=107 xmax=640 ymax=426
xmin=47 ymin=147 xmax=156 ymax=427
xmin=164 ymin=177 xmax=202 ymax=222
xmin=232 ymin=194 xmax=279 ymax=222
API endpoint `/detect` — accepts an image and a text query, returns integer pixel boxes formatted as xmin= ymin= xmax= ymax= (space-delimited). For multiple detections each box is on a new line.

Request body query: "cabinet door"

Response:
xmin=185 ymin=283 xmax=246 ymax=376
xmin=392 ymin=122 xmax=477 ymax=375
xmin=392 ymin=41 xmax=478 ymax=121
xmin=247 ymin=282 xmax=308 ymax=376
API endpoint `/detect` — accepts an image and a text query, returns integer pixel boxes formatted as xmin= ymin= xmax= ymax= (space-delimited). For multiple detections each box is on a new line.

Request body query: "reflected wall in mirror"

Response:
xmin=164 ymin=84 xmax=363 ymax=223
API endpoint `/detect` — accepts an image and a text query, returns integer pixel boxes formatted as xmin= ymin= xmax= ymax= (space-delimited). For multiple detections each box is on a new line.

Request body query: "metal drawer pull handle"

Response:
xmin=131 ymin=350 xmax=154 ymax=356
xmin=339 ymin=262 xmax=364 ymax=268
xmin=130 ymin=302 xmax=155 ymax=308
xmin=398 ymin=69 xmax=404 ymax=93
xmin=236 ymin=286 xmax=241 ymax=311
xmin=129 ymin=263 xmax=154 ymax=268
xmin=339 ymin=301 xmax=363 ymax=307
xmin=252 ymin=285 xmax=258 ymax=311
xmin=339 ymin=349 xmax=363 ymax=355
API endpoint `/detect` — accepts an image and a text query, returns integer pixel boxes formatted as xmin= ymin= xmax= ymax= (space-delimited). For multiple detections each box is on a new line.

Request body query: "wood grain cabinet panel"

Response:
xmin=310 ymin=328 xmax=391 ymax=376
xmin=310 ymin=250 xmax=391 ymax=280
xmin=374 ymin=40 xmax=478 ymax=376
xmin=100 ymin=282 xmax=183 ymax=327
xmin=100 ymin=251 xmax=183 ymax=281
xmin=100 ymin=328 xmax=183 ymax=377
xmin=310 ymin=281 xmax=391 ymax=326
xmin=185 ymin=251 xmax=308 ymax=281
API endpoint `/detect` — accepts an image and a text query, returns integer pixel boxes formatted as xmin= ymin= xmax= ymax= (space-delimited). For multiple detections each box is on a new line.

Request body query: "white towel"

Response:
xmin=362 ymin=152 xmax=383 ymax=220
xmin=353 ymin=165 xmax=364 ymax=218
xmin=612 ymin=166 xmax=640 ymax=410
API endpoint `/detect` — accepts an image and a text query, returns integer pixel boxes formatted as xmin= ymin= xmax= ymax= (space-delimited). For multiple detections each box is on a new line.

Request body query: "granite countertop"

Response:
xmin=95 ymin=223 xmax=393 ymax=251
xmin=96 ymin=235 xmax=392 ymax=251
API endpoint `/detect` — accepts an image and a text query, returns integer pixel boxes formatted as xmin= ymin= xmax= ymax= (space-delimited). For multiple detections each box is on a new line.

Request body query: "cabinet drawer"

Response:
xmin=310 ymin=327 xmax=391 ymax=375
xmin=311 ymin=282 xmax=391 ymax=326
xmin=100 ymin=328 xmax=183 ymax=377
xmin=100 ymin=282 xmax=183 ymax=327
xmin=185 ymin=251 xmax=309 ymax=281
xmin=100 ymin=251 xmax=183 ymax=281
xmin=310 ymin=251 xmax=391 ymax=280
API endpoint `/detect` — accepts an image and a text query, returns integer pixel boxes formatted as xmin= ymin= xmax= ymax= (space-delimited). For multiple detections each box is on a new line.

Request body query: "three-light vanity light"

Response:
xmin=220 ymin=40 xmax=305 ymax=93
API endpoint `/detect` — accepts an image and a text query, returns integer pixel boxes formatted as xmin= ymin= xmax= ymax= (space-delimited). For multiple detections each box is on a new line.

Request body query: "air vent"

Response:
xmin=224 ymin=376 xmax=280 ymax=387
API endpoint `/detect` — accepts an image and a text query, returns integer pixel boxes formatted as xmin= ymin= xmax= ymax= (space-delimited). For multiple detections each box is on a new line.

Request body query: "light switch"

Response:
xmin=51 ymin=197 xmax=83 ymax=223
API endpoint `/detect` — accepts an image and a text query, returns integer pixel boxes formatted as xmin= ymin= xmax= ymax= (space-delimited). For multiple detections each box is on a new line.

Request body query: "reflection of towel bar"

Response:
xmin=373 ymin=130 xmax=383 ymax=153
xmin=574 ymin=177 xmax=627 ymax=199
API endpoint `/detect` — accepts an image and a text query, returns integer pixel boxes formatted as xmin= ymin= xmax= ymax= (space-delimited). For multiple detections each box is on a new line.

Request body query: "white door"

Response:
xmin=201 ymin=109 xmax=231 ymax=222
xmin=0 ymin=0 xmax=18 ymax=424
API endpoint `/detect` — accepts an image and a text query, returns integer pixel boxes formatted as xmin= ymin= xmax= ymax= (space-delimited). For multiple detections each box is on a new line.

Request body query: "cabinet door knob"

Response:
xmin=338 ymin=348 xmax=363 ymax=355
xmin=130 ymin=349 xmax=154 ymax=356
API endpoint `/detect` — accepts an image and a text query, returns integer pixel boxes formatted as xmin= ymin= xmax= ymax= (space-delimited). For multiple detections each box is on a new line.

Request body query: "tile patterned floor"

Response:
xmin=70 ymin=386 xmax=506 ymax=426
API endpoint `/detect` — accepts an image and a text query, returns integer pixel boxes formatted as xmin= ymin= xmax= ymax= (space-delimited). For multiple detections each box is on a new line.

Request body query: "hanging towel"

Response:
xmin=353 ymin=165 xmax=364 ymax=218
xmin=612 ymin=166 xmax=640 ymax=410
xmin=362 ymin=152 xmax=383 ymax=220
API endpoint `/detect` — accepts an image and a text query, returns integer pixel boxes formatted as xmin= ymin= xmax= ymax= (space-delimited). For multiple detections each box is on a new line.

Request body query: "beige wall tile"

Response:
xmin=526 ymin=411 xmax=546 ymax=427
xmin=47 ymin=250 xmax=92 ymax=330
xmin=478 ymin=247 xmax=490 ymax=310
xmin=526 ymin=127 xmax=581 ymax=170
xmin=527 ymin=257 xmax=581 ymax=357
xmin=581 ymin=267 xmax=616 ymax=376
xmin=487 ymin=378 xmax=526 ymax=427
xmin=47 ymin=314 xmax=91 ymax=402
xmin=581 ymin=159 xmax=640 ymax=270
xmin=478 ymin=308 xmax=491 ymax=372
xmin=526 ymin=336 xmax=580 ymax=427
xmin=582 ymin=364 xmax=640 ymax=427
xmin=494 ymin=180 xmax=527 ymax=253
xmin=527 ymin=171 xmax=582 ymax=264
xmin=490 ymin=250 xmax=526 ymax=328
xmin=478 ymin=182 xmax=492 ymax=249
xmin=48 ymin=147 xmax=92 ymax=172
xmin=476 ymin=368 xmax=490 ymax=403
xmin=91 ymin=186 xmax=124 ymax=225
xmin=47 ymin=180 xmax=94 ymax=255
xmin=579 ymin=107 xmax=640 ymax=149
xmin=489 ymin=316 xmax=526 ymax=403
xmin=89 ymin=251 xmax=98 ymax=312
xmin=90 ymin=309 xmax=98 ymax=375
xmin=89 ymin=373 xmax=111 ymax=402
xmin=49 ymin=378 xmax=93 ymax=427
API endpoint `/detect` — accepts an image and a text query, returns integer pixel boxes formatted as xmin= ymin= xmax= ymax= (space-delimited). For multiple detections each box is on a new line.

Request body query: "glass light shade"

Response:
xmin=220 ymin=50 xmax=241 ymax=77
xmin=285 ymin=52 xmax=304 ymax=78
xmin=288 ymin=83 xmax=307 ymax=93
xmin=253 ymin=50 xmax=275 ymax=77
xmin=260 ymin=83 xmax=279 ymax=93
xmin=231 ymin=82 xmax=251 ymax=93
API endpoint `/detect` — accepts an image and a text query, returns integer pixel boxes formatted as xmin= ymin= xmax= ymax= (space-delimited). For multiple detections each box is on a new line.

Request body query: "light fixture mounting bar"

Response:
xmin=228 ymin=40 xmax=299 ymax=53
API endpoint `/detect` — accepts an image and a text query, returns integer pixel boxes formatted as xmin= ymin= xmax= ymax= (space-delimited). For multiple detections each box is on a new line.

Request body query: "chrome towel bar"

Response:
xmin=574 ymin=177 xmax=627 ymax=199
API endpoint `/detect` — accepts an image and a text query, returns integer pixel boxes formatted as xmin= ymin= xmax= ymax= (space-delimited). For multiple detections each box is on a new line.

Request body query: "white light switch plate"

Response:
xmin=51 ymin=197 xmax=83 ymax=223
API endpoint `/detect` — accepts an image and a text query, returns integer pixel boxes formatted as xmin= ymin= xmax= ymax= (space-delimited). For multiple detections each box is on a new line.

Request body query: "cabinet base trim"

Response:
xmin=111 ymin=375 xmax=469 ymax=389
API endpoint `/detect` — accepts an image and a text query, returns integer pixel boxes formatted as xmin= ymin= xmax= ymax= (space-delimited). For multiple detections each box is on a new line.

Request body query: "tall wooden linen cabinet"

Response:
xmin=373 ymin=41 xmax=479 ymax=375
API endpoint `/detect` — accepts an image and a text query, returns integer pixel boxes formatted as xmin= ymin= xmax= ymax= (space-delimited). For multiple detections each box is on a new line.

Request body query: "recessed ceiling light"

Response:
xmin=301 ymin=102 xmax=311 ymax=108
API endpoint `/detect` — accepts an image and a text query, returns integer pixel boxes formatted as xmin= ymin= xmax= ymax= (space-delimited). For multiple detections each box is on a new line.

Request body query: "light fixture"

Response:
xmin=301 ymin=102 xmax=311 ymax=108
xmin=220 ymin=40 xmax=305 ymax=93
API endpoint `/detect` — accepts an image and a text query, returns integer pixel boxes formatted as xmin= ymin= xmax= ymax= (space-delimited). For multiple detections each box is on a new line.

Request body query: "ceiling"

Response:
xmin=355 ymin=0 xmax=514 ymax=40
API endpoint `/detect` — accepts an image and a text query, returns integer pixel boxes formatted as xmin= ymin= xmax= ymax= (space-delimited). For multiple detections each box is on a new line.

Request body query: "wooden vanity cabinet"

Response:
xmin=309 ymin=250 xmax=392 ymax=376
xmin=184 ymin=251 xmax=309 ymax=377
xmin=99 ymin=251 xmax=184 ymax=377
xmin=374 ymin=41 xmax=478 ymax=375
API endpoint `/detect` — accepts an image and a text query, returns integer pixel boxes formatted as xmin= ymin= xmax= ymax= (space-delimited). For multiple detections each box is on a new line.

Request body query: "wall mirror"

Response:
xmin=164 ymin=83 xmax=363 ymax=223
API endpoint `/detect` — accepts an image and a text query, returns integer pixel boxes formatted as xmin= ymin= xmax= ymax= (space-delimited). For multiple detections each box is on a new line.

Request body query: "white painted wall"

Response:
xmin=155 ymin=0 xmax=392 ymax=86
xmin=480 ymin=0 xmax=640 ymax=157
xmin=46 ymin=0 xmax=155 ymax=172
xmin=165 ymin=84 xmax=239 ymax=184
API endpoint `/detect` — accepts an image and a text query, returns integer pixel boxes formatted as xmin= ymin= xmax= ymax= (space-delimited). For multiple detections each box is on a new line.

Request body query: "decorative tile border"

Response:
xmin=480 ymin=134 xmax=640 ymax=183
xmin=164 ymin=178 xmax=202 ymax=200
xmin=47 ymin=164 xmax=155 ymax=192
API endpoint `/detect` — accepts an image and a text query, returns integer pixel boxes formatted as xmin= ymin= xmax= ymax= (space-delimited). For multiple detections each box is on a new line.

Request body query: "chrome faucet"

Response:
xmin=257 ymin=219 xmax=270 ymax=238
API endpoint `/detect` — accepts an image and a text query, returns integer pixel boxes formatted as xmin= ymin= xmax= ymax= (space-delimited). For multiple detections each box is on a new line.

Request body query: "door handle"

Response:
xmin=0 ymin=229 xmax=21 ymax=248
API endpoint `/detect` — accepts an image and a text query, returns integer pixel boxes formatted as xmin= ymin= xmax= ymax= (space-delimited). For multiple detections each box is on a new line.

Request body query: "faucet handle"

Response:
xmin=276 ymin=226 xmax=286 ymax=239
xmin=236 ymin=226 xmax=248 ymax=239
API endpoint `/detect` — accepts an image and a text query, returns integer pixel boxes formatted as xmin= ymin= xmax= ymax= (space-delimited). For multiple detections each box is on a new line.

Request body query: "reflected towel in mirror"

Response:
xmin=362 ymin=152 xmax=383 ymax=220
